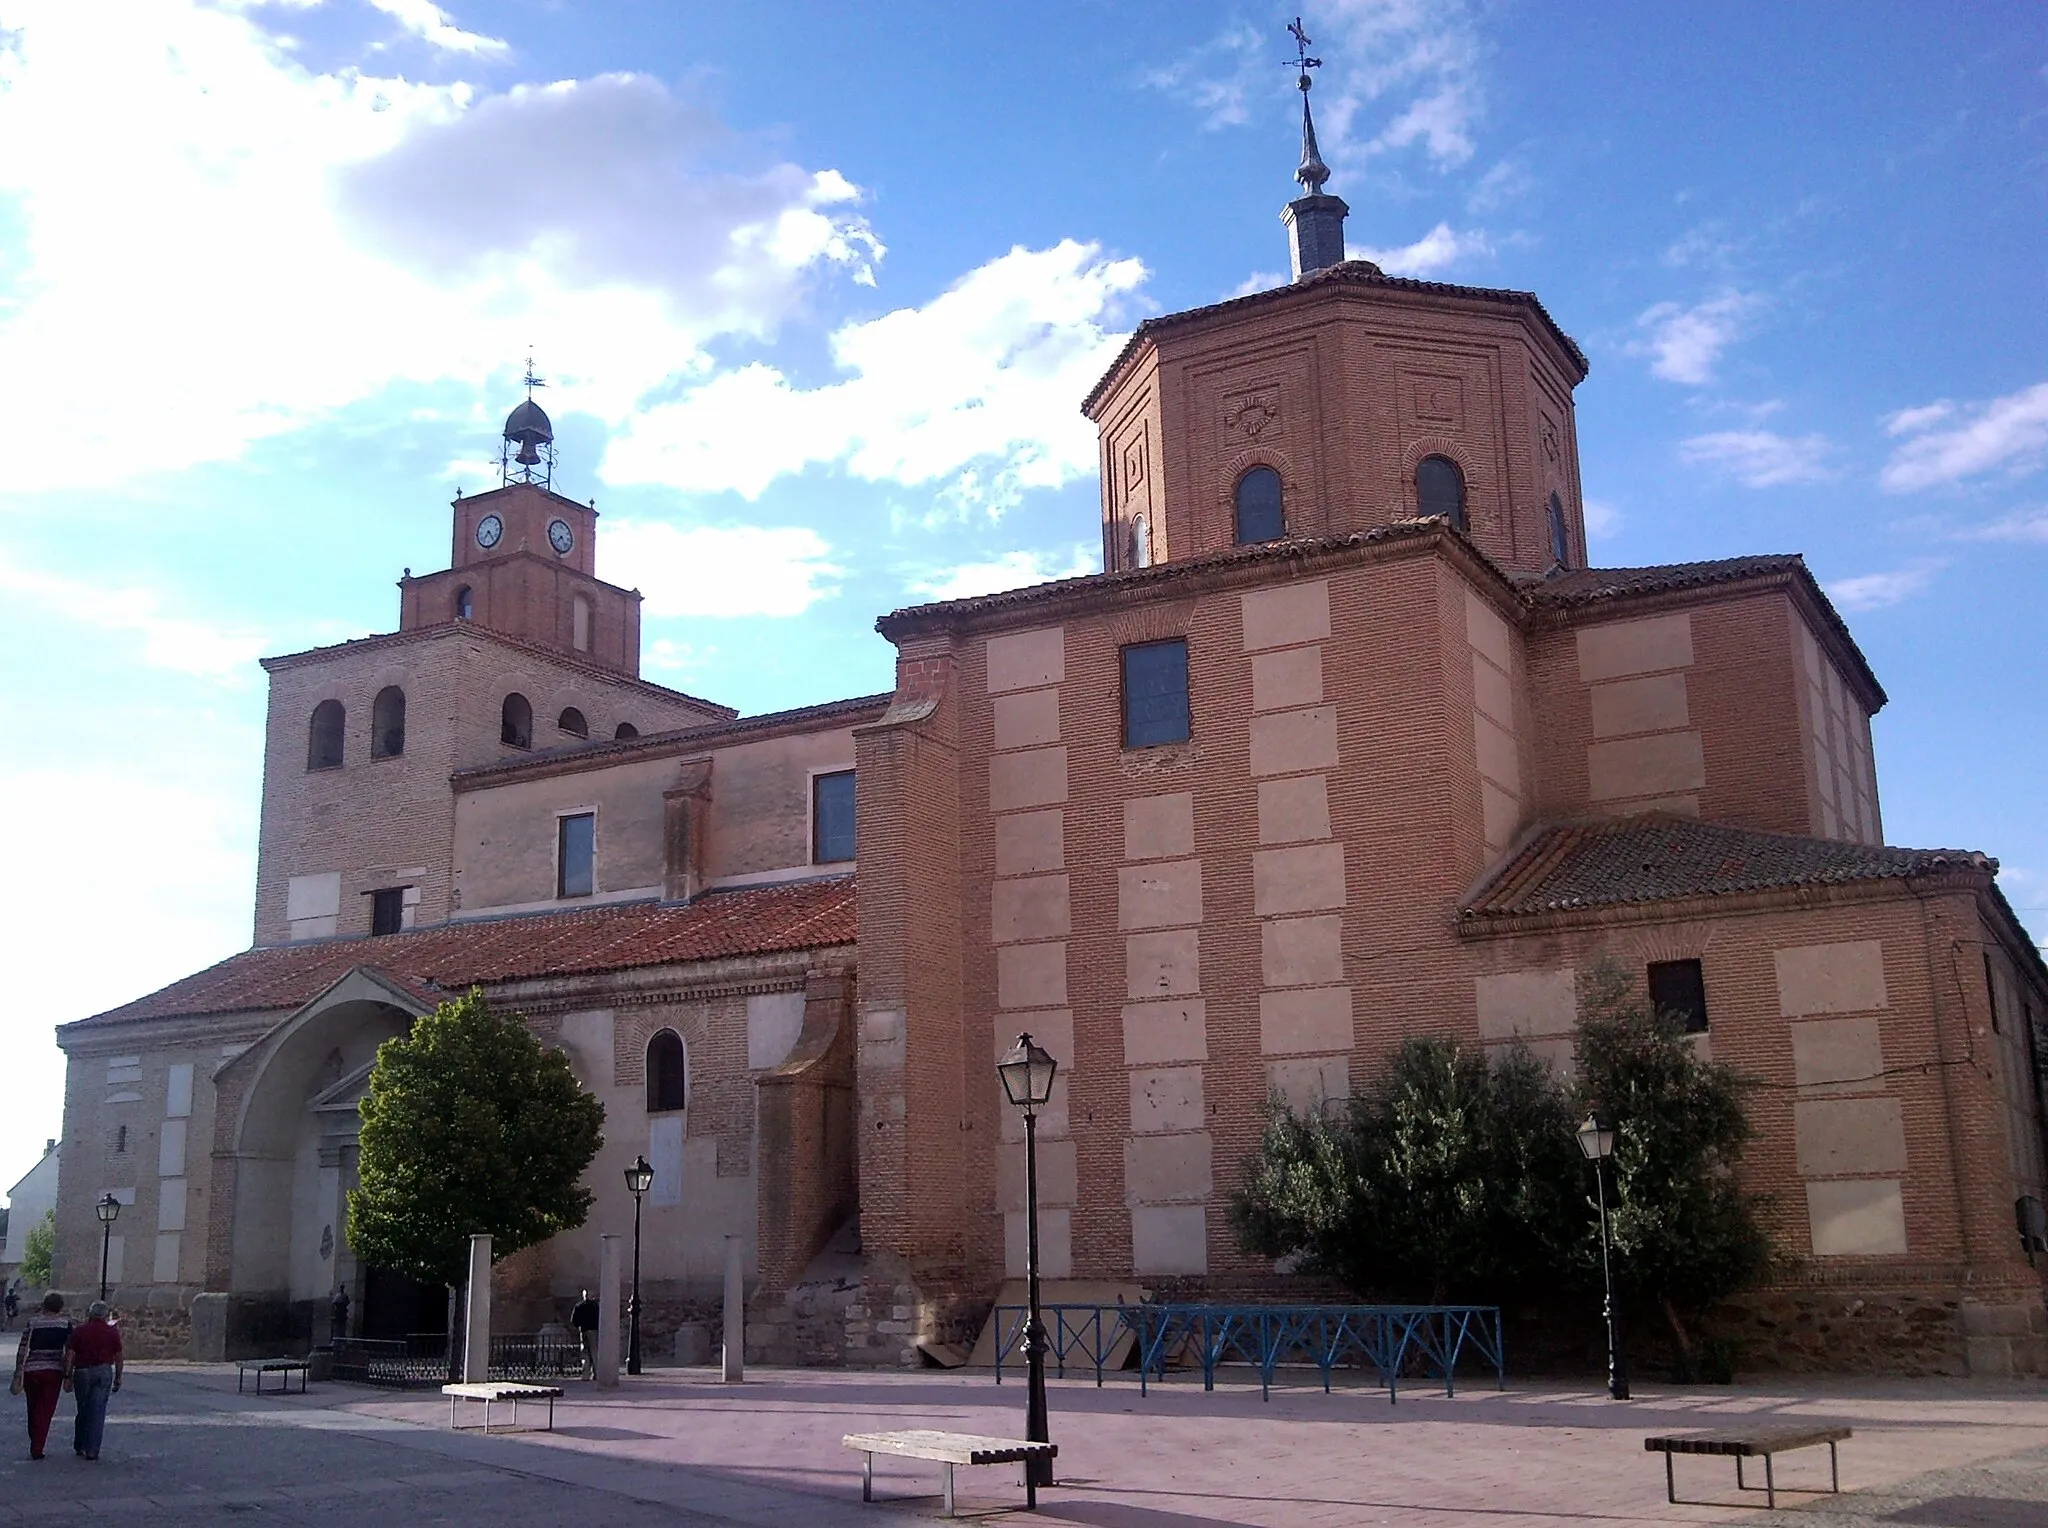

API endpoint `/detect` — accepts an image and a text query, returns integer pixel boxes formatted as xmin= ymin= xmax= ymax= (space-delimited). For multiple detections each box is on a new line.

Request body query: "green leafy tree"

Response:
xmin=1232 ymin=1037 xmax=1581 ymax=1301
xmin=347 ymin=990 xmax=605 ymax=1288
xmin=1574 ymin=963 xmax=1774 ymax=1369
xmin=18 ymin=1209 xmax=55 ymax=1286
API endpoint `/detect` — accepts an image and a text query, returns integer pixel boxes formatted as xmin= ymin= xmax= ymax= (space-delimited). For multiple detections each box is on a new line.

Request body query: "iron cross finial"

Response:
xmin=1287 ymin=17 xmax=1322 ymax=89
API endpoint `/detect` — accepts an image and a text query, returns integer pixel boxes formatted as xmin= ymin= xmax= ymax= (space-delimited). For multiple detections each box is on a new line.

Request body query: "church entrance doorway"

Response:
xmin=361 ymin=1265 xmax=446 ymax=1339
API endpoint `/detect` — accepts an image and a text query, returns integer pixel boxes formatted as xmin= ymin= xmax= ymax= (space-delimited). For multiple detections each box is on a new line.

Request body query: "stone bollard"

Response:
xmin=721 ymin=1235 xmax=744 ymax=1383
xmin=596 ymin=1235 xmax=621 ymax=1388
xmin=462 ymin=1234 xmax=491 ymax=1383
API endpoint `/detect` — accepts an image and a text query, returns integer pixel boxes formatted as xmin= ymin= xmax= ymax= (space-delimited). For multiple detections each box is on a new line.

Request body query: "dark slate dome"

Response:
xmin=504 ymin=397 xmax=554 ymax=446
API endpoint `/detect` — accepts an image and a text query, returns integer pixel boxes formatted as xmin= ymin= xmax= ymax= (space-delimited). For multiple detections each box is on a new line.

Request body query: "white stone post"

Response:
xmin=596 ymin=1234 xmax=622 ymax=1388
xmin=462 ymin=1233 xmax=492 ymax=1383
xmin=721 ymin=1234 xmax=745 ymax=1383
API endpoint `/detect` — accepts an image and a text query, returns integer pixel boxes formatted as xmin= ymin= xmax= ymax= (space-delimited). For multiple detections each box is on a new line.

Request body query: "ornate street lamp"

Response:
xmin=95 ymin=1193 xmax=121 ymax=1304
xmin=624 ymin=1155 xmax=654 ymax=1376
xmin=996 ymin=1033 xmax=1058 ymax=1490
xmin=1576 ymin=1112 xmax=1630 ymax=1401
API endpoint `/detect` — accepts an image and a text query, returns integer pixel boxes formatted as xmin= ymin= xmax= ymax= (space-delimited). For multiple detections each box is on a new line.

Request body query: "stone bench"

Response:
xmin=1645 ymin=1424 xmax=1850 ymax=1508
xmin=843 ymin=1429 xmax=1057 ymax=1516
xmin=441 ymin=1381 xmax=562 ymax=1433
xmin=236 ymin=1358 xmax=310 ymax=1395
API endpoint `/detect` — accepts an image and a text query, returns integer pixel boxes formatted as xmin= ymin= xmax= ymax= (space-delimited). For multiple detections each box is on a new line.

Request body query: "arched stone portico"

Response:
xmin=193 ymin=968 xmax=427 ymax=1357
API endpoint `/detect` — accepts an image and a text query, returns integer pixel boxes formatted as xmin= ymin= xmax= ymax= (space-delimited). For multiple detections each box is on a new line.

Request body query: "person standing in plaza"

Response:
xmin=65 ymin=1301 xmax=123 ymax=1460
xmin=9 ymin=1292 xmax=72 ymax=1460
xmin=571 ymin=1290 xmax=598 ymax=1380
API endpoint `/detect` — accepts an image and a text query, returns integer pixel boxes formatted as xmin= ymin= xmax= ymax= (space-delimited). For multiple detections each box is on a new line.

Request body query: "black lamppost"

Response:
xmin=1576 ymin=1112 xmax=1630 ymax=1401
xmin=996 ymin=1033 xmax=1058 ymax=1492
xmin=95 ymin=1194 xmax=121 ymax=1303
xmin=624 ymin=1155 xmax=653 ymax=1376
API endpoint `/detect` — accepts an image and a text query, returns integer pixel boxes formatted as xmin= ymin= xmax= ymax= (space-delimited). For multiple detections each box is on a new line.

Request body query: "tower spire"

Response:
xmin=1280 ymin=17 xmax=1349 ymax=281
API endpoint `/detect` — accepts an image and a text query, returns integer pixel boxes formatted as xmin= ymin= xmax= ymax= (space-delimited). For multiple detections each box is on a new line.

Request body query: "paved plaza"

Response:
xmin=1 ymin=1364 xmax=2044 ymax=1526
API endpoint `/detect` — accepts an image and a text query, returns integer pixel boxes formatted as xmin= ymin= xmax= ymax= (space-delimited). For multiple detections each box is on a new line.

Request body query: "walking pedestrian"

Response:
xmin=3 ymin=1283 xmax=19 ymax=1328
xmin=329 ymin=1285 xmax=351 ymax=1342
xmin=65 ymin=1301 xmax=123 ymax=1461
xmin=9 ymin=1292 xmax=72 ymax=1460
xmin=571 ymin=1289 xmax=598 ymax=1379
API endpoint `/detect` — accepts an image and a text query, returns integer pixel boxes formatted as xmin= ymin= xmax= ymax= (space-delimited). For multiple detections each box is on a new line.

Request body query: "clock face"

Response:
xmin=548 ymin=518 xmax=575 ymax=555
xmin=475 ymin=514 xmax=504 ymax=549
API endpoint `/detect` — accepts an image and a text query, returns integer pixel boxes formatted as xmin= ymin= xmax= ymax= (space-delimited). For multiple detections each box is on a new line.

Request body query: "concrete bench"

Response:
xmin=441 ymin=1381 xmax=562 ymax=1433
xmin=843 ymin=1429 xmax=1057 ymax=1516
xmin=236 ymin=1358 xmax=310 ymax=1395
xmin=1645 ymin=1424 xmax=1850 ymax=1508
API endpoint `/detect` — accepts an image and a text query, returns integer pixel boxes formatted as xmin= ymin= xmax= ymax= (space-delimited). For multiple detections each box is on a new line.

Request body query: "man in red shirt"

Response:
xmin=64 ymin=1302 xmax=123 ymax=1460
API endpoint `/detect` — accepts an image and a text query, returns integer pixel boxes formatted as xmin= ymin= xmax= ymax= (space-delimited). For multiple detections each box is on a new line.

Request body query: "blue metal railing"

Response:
xmin=991 ymin=1302 xmax=1503 ymax=1403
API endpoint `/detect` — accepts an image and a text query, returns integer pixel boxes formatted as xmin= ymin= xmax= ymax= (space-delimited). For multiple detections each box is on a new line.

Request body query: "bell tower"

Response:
xmin=397 ymin=364 xmax=646 ymax=674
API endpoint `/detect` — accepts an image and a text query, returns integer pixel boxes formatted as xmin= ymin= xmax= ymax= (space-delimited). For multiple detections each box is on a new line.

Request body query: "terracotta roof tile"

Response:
xmin=1462 ymin=815 xmax=1993 ymax=920
xmin=70 ymin=878 xmax=856 ymax=1030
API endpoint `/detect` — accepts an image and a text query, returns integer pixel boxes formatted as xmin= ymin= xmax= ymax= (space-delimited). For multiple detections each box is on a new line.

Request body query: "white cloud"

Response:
xmin=1581 ymin=499 xmax=1624 ymax=543
xmin=599 ymin=520 xmax=842 ymax=619
xmin=906 ymin=546 xmax=1101 ymax=603
xmin=602 ymin=241 xmax=1146 ymax=517
xmin=0 ymin=555 xmax=266 ymax=679
xmin=1353 ymin=222 xmax=1491 ymax=277
xmin=1826 ymin=566 xmax=1939 ymax=611
xmin=366 ymin=0 xmax=507 ymax=55
xmin=1140 ymin=22 xmax=1265 ymax=128
xmin=1960 ymin=506 xmax=2048 ymax=544
xmin=1229 ymin=270 xmax=1287 ymax=299
xmin=1879 ymin=382 xmax=2048 ymax=493
xmin=1635 ymin=293 xmax=1759 ymax=385
xmin=643 ymin=637 xmax=716 ymax=675
xmin=0 ymin=5 xmax=878 ymax=491
xmin=1679 ymin=430 xmax=1834 ymax=488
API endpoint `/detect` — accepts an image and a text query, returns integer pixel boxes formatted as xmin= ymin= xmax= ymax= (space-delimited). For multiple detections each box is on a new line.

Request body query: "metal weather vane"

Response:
xmin=1285 ymin=18 xmax=1332 ymax=196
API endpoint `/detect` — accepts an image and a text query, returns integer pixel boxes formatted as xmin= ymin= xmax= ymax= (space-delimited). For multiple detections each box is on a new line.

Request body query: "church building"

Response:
xmin=50 ymin=64 xmax=2048 ymax=1376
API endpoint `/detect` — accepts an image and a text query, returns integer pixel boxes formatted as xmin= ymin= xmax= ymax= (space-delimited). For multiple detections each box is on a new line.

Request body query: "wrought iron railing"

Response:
xmin=329 ymin=1331 xmax=581 ymax=1388
xmin=991 ymin=1302 xmax=1504 ymax=1403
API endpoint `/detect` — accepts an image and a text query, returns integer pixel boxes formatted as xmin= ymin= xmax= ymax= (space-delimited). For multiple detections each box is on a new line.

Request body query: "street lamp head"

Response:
xmin=1576 ymin=1112 xmax=1617 ymax=1162
xmin=624 ymin=1155 xmax=654 ymax=1197
xmin=95 ymin=1193 xmax=121 ymax=1225
xmin=997 ymin=1033 xmax=1058 ymax=1113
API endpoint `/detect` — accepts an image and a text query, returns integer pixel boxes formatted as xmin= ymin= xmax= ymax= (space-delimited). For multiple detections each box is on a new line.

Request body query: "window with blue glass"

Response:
xmin=558 ymin=812 xmax=594 ymax=898
xmin=813 ymin=769 xmax=856 ymax=863
xmin=1547 ymin=492 xmax=1570 ymax=568
xmin=1415 ymin=455 xmax=1468 ymax=533
xmin=1122 ymin=638 xmax=1191 ymax=748
xmin=1233 ymin=466 xmax=1285 ymax=544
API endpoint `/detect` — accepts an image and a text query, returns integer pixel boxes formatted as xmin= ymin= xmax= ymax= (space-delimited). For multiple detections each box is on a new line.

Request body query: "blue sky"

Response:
xmin=2 ymin=0 xmax=2045 ymax=1193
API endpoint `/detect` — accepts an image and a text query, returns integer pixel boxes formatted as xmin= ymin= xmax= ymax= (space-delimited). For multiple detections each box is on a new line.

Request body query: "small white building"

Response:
xmin=1 ymin=1140 xmax=60 ymax=1283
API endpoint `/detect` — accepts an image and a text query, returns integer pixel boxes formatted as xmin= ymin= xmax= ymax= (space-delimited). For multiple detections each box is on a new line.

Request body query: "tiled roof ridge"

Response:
xmin=879 ymin=518 xmax=1458 ymax=632
xmin=1081 ymin=260 xmax=1587 ymax=417
xmin=63 ymin=876 xmax=857 ymax=1032
xmin=259 ymin=621 xmax=737 ymax=719
xmin=452 ymin=692 xmax=894 ymax=786
xmin=1462 ymin=813 xmax=1995 ymax=922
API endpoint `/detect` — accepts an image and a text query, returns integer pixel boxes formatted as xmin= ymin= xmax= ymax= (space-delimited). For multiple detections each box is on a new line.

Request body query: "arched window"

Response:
xmin=371 ymin=686 xmax=406 ymax=759
xmin=307 ymin=699 xmax=345 ymax=770
xmin=614 ymin=722 xmax=639 ymax=741
xmin=1547 ymin=492 xmax=1570 ymax=568
xmin=558 ymin=706 xmax=588 ymax=738
xmin=571 ymin=595 xmax=591 ymax=652
xmin=1415 ymin=455 xmax=1468 ymax=534
xmin=1233 ymin=466 xmax=1285 ymax=544
xmin=1129 ymin=514 xmax=1152 ymax=569
xmin=646 ymin=1029 xmax=686 ymax=1113
xmin=454 ymin=585 xmax=473 ymax=620
xmin=500 ymin=693 xmax=533 ymax=749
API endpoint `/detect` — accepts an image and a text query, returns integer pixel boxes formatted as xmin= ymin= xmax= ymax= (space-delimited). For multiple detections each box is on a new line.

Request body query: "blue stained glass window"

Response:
xmin=1122 ymin=639 xmax=1191 ymax=748
xmin=813 ymin=770 xmax=856 ymax=863
xmin=1234 ymin=467 xmax=1285 ymax=544
xmin=558 ymin=812 xmax=594 ymax=898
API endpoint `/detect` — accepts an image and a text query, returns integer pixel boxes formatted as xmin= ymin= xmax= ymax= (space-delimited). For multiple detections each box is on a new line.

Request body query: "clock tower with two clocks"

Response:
xmin=396 ymin=392 xmax=645 ymax=675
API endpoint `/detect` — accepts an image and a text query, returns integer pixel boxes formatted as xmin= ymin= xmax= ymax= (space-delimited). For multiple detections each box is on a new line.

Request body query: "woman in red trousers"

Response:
xmin=10 ymin=1292 xmax=73 ymax=1460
